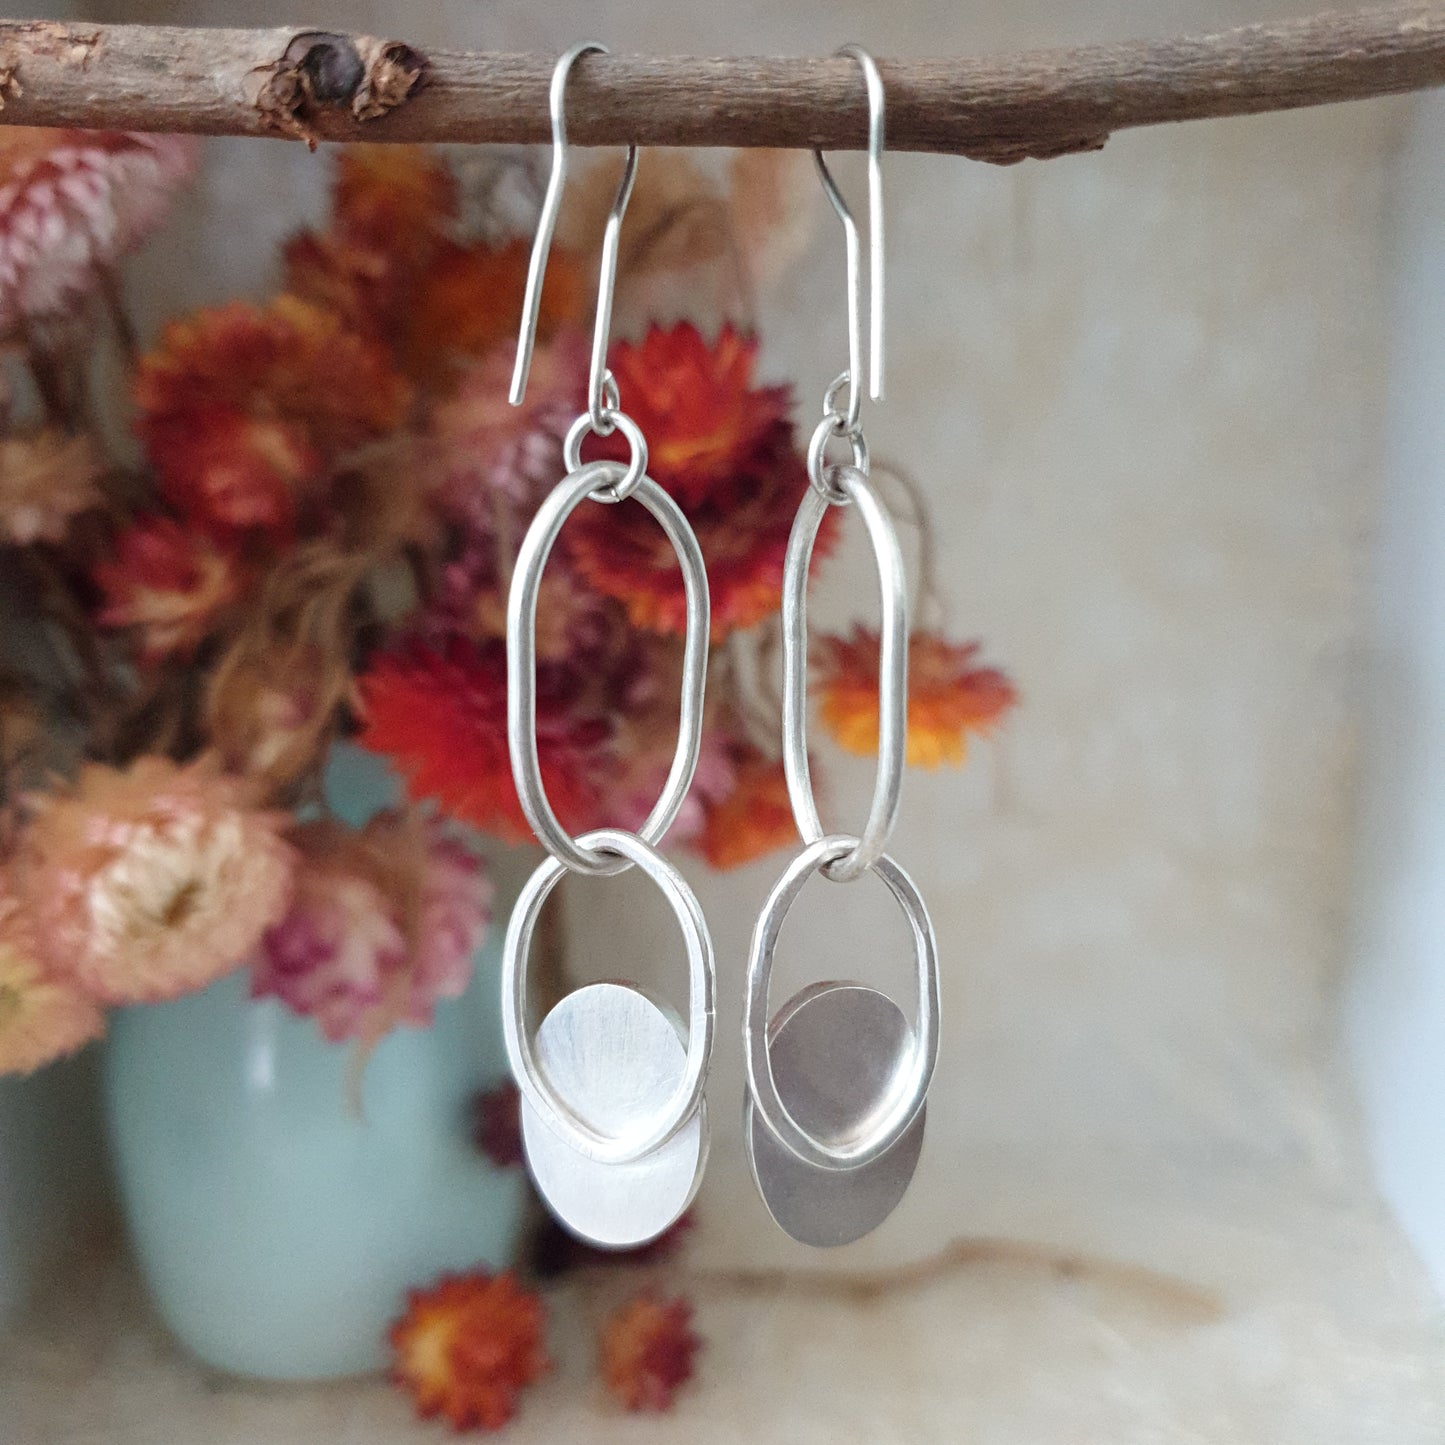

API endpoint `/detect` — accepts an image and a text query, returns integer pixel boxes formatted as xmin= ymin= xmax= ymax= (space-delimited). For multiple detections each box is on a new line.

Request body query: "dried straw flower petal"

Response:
xmin=426 ymin=329 xmax=587 ymax=523
xmin=590 ymin=323 xmax=794 ymax=506
xmin=819 ymin=626 xmax=1018 ymax=768
xmin=0 ymin=129 xmax=198 ymax=333
xmin=0 ymin=428 xmax=103 ymax=546
xmin=134 ymin=294 xmax=410 ymax=536
xmin=389 ymin=1270 xmax=549 ymax=1433
xmin=94 ymin=515 xmax=247 ymax=662
xmin=18 ymin=756 xmax=296 ymax=1005
xmin=697 ymin=745 xmax=798 ymax=871
xmin=599 ymin=1293 xmax=701 ymax=1413
xmin=0 ymin=891 xmax=104 ymax=1076
xmin=358 ymin=639 xmax=609 ymax=844
xmin=404 ymin=239 xmax=584 ymax=388
xmin=254 ymin=810 xmax=490 ymax=1043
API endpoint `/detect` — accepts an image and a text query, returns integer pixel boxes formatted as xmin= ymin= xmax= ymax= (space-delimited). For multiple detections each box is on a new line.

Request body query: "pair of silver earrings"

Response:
xmin=501 ymin=42 xmax=939 ymax=1251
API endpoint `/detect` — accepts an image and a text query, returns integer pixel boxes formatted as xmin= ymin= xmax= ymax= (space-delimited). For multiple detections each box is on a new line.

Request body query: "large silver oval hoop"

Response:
xmin=503 ymin=828 xmax=716 ymax=1166
xmin=743 ymin=834 xmax=939 ymax=1171
xmin=783 ymin=464 xmax=907 ymax=883
xmin=507 ymin=460 xmax=709 ymax=876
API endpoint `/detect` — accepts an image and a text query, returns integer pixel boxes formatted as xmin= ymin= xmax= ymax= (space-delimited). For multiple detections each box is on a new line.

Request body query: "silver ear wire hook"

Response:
xmin=814 ymin=44 xmax=885 ymax=433
xmin=510 ymin=40 xmax=639 ymax=432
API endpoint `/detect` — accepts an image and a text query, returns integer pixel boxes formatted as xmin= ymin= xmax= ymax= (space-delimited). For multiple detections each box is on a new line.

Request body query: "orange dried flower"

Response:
xmin=94 ymin=516 xmax=247 ymax=663
xmin=599 ymin=1293 xmax=700 ymax=1413
xmin=357 ymin=640 xmax=608 ymax=843
xmin=330 ymin=145 xmax=457 ymax=253
xmin=697 ymin=746 xmax=797 ymax=870
xmin=819 ymin=627 xmax=1017 ymax=768
xmin=134 ymin=295 xmax=410 ymax=536
xmin=404 ymin=239 xmax=585 ymax=388
xmin=390 ymin=1270 xmax=549 ymax=1433
xmin=594 ymin=323 xmax=793 ymax=506
xmin=567 ymin=323 xmax=831 ymax=640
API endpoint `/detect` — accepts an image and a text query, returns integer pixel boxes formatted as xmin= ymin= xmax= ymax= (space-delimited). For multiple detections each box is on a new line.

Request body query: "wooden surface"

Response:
xmin=0 ymin=6 xmax=1440 ymax=159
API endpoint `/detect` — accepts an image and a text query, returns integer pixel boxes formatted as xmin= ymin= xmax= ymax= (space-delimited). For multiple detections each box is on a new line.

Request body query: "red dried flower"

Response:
xmin=568 ymin=323 xmax=833 ymax=640
xmin=471 ymin=1079 xmax=523 ymax=1170
xmin=819 ymin=626 xmax=1017 ymax=767
xmin=599 ymin=1293 xmax=700 ymax=1413
xmin=134 ymin=295 xmax=410 ymax=536
xmin=390 ymin=1270 xmax=549 ymax=1433
xmin=697 ymin=745 xmax=798 ymax=870
xmin=593 ymin=322 xmax=793 ymax=507
xmin=94 ymin=515 xmax=247 ymax=662
xmin=356 ymin=639 xmax=608 ymax=843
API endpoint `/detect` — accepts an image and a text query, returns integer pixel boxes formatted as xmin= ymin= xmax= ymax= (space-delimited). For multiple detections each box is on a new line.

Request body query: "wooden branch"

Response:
xmin=0 ymin=6 xmax=1440 ymax=161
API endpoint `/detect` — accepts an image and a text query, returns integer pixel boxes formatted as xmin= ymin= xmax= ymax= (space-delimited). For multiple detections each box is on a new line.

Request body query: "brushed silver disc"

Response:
xmin=523 ymin=982 xmax=708 ymax=1249
xmin=745 ymin=983 xmax=924 ymax=1247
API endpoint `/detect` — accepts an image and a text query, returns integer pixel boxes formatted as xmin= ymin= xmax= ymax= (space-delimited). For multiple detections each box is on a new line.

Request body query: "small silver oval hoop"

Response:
xmin=814 ymin=44 xmax=886 ymax=434
xmin=743 ymin=834 xmax=939 ymax=1171
xmin=807 ymin=412 xmax=870 ymax=504
xmin=504 ymin=828 xmax=716 ymax=1165
xmin=563 ymin=410 xmax=649 ymax=504
xmin=508 ymin=460 xmax=709 ymax=875
xmin=510 ymin=41 xmax=638 ymax=418
xmin=783 ymin=465 xmax=906 ymax=882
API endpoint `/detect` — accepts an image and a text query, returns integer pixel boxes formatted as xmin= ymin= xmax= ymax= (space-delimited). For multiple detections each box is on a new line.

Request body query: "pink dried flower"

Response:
xmin=0 ymin=889 xmax=104 ymax=1075
xmin=254 ymin=810 xmax=491 ymax=1043
xmin=16 ymin=755 xmax=295 ymax=1005
xmin=0 ymin=130 xmax=198 ymax=332
xmin=252 ymin=821 xmax=406 ymax=1042
xmin=0 ymin=429 xmax=102 ymax=545
xmin=426 ymin=331 xmax=586 ymax=523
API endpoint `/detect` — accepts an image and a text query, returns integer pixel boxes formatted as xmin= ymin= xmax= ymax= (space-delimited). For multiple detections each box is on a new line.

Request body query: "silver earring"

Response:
xmin=743 ymin=45 xmax=941 ymax=1248
xmin=502 ymin=42 xmax=715 ymax=1249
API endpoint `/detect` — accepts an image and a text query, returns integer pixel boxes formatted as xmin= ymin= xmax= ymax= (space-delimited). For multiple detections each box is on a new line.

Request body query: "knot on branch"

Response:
xmin=252 ymin=31 xmax=426 ymax=147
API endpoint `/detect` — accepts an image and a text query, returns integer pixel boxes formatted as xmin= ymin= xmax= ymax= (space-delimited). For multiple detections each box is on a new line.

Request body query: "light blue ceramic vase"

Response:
xmin=103 ymin=747 xmax=531 ymax=1380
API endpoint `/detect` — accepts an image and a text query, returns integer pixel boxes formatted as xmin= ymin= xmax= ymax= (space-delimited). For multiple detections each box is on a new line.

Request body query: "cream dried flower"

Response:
xmin=0 ymin=428 xmax=103 ymax=545
xmin=18 ymin=755 xmax=295 ymax=1005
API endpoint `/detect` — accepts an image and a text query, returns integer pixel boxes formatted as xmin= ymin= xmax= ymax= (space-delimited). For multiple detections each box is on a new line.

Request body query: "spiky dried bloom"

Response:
xmin=17 ymin=756 xmax=295 ymax=1005
xmin=0 ymin=129 xmax=198 ymax=333
xmin=599 ymin=1293 xmax=701 ymax=1413
xmin=818 ymin=627 xmax=1017 ymax=768
xmin=389 ymin=1270 xmax=549 ymax=1432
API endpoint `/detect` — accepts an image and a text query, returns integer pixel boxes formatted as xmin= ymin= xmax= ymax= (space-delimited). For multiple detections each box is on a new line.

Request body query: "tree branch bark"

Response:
xmin=0 ymin=6 xmax=1440 ymax=161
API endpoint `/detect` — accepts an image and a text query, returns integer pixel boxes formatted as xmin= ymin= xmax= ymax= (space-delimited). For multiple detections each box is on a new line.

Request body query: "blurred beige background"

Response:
xmin=6 ymin=0 xmax=1445 ymax=1439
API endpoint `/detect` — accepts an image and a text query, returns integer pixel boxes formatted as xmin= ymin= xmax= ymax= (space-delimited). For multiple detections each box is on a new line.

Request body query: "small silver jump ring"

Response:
xmin=504 ymin=827 xmax=715 ymax=1165
xmin=783 ymin=464 xmax=905 ymax=882
xmin=589 ymin=369 xmax=622 ymax=436
xmin=822 ymin=370 xmax=859 ymax=431
xmin=743 ymin=834 xmax=939 ymax=1171
xmin=807 ymin=412 xmax=869 ymax=504
xmin=508 ymin=459 xmax=708 ymax=876
xmin=563 ymin=410 xmax=649 ymax=504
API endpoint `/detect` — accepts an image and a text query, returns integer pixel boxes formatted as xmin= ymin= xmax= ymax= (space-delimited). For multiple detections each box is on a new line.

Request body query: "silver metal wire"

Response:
xmin=807 ymin=409 xmax=870 ymax=503
xmin=742 ymin=834 xmax=939 ymax=1171
xmin=507 ymin=460 xmax=709 ymax=876
xmin=510 ymin=40 xmax=638 ymax=427
xmin=782 ymin=464 xmax=907 ymax=883
xmin=504 ymin=828 xmax=716 ymax=1165
xmin=563 ymin=409 xmax=648 ymax=503
xmin=813 ymin=44 xmax=886 ymax=434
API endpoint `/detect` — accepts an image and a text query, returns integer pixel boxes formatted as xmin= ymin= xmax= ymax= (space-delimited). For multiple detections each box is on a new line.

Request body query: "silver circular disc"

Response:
xmin=745 ymin=983 xmax=924 ymax=1247
xmin=523 ymin=982 xmax=708 ymax=1249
